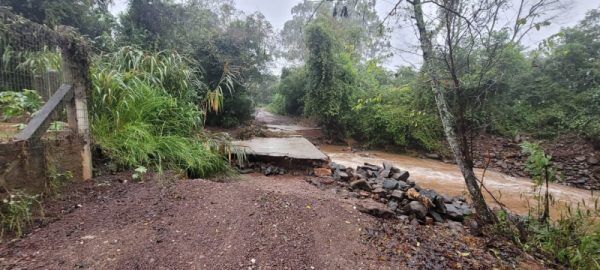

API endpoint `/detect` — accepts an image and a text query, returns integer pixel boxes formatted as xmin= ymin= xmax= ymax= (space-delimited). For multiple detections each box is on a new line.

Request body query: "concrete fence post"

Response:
xmin=61 ymin=48 xmax=92 ymax=180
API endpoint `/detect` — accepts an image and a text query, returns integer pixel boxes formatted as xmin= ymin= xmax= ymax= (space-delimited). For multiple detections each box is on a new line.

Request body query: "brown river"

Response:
xmin=320 ymin=144 xmax=598 ymax=218
xmin=254 ymin=108 xmax=597 ymax=218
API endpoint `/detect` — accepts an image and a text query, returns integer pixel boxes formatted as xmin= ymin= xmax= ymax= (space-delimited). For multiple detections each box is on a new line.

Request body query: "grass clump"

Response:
xmin=491 ymin=142 xmax=600 ymax=269
xmin=91 ymin=47 xmax=228 ymax=177
xmin=529 ymin=207 xmax=600 ymax=269
xmin=522 ymin=144 xmax=599 ymax=269
xmin=0 ymin=192 xmax=41 ymax=237
xmin=46 ymin=166 xmax=73 ymax=196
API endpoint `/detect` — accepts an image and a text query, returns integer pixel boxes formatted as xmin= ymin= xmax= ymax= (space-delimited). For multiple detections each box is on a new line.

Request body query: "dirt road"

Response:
xmin=0 ymin=109 xmax=515 ymax=269
xmin=0 ymin=173 xmax=502 ymax=269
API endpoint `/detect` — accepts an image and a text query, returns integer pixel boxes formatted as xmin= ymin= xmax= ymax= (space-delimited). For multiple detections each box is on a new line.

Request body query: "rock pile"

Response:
xmin=235 ymin=162 xmax=286 ymax=176
xmin=321 ymin=162 xmax=473 ymax=224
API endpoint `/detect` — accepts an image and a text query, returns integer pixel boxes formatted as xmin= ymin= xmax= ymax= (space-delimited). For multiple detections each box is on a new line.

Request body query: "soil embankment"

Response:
xmin=472 ymin=134 xmax=599 ymax=190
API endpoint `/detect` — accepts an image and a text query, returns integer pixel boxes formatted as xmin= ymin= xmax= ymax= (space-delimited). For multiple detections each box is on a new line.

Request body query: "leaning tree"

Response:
xmin=386 ymin=0 xmax=563 ymax=224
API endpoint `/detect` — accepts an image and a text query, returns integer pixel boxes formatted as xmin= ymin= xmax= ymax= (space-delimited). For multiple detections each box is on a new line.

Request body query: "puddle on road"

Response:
xmin=320 ymin=145 xmax=597 ymax=217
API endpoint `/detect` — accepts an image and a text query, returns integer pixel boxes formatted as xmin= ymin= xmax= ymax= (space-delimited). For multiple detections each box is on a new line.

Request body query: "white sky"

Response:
xmin=110 ymin=0 xmax=600 ymax=70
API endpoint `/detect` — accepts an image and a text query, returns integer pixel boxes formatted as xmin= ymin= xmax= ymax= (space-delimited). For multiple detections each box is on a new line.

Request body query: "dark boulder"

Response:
xmin=429 ymin=210 xmax=444 ymax=223
xmin=366 ymin=170 xmax=378 ymax=178
xmin=406 ymin=201 xmax=428 ymax=220
xmin=330 ymin=162 xmax=347 ymax=171
xmin=356 ymin=200 xmax=394 ymax=218
xmin=391 ymin=171 xmax=410 ymax=181
xmin=350 ymin=179 xmax=372 ymax=191
xmin=444 ymin=202 xmax=472 ymax=221
xmin=390 ymin=190 xmax=405 ymax=201
xmin=333 ymin=169 xmax=350 ymax=181
xmin=397 ymin=181 xmax=411 ymax=191
xmin=382 ymin=179 xmax=399 ymax=190
xmin=360 ymin=163 xmax=381 ymax=171
xmin=387 ymin=200 xmax=399 ymax=211
xmin=356 ymin=168 xmax=368 ymax=177
xmin=263 ymin=166 xmax=279 ymax=176
xmin=379 ymin=162 xmax=394 ymax=178
xmin=372 ymin=187 xmax=387 ymax=197
xmin=419 ymin=189 xmax=447 ymax=214
xmin=379 ymin=168 xmax=391 ymax=178
xmin=344 ymin=167 xmax=355 ymax=177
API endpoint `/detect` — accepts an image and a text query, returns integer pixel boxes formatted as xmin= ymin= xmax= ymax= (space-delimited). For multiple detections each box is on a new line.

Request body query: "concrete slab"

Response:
xmin=265 ymin=124 xmax=321 ymax=132
xmin=233 ymin=137 xmax=328 ymax=161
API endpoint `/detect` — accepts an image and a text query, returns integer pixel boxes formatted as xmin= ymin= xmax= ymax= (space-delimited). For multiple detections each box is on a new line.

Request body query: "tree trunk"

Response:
xmin=410 ymin=0 xmax=496 ymax=224
xmin=541 ymin=166 xmax=550 ymax=223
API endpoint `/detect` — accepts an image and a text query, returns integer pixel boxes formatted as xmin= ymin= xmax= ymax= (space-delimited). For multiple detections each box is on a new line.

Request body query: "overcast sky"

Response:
xmin=110 ymin=0 xmax=600 ymax=69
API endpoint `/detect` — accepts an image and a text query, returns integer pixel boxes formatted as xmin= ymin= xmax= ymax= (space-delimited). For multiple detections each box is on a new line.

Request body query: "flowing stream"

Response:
xmin=254 ymin=108 xmax=597 ymax=218
xmin=320 ymin=145 xmax=597 ymax=217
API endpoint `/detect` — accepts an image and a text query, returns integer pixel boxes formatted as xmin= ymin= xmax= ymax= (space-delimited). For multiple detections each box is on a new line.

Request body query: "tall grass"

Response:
xmin=91 ymin=47 xmax=228 ymax=177
xmin=493 ymin=141 xmax=600 ymax=269
xmin=0 ymin=192 xmax=41 ymax=237
xmin=94 ymin=46 xmax=202 ymax=102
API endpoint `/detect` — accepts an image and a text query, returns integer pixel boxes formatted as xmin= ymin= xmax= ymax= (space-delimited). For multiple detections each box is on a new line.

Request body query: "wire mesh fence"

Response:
xmin=0 ymin=7 xmax=92 ymax=193
xmin=0 ymin=7 xmax=71 ymax=142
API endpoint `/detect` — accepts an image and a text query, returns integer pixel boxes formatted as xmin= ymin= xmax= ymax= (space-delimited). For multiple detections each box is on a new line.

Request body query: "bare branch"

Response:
xmin=380 ymin=0 xmax=405 ymax=28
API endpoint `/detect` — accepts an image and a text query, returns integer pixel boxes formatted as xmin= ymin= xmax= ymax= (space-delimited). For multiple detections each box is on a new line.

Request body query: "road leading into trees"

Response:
xmin=255 ymin=108 xmax=597 ymax=217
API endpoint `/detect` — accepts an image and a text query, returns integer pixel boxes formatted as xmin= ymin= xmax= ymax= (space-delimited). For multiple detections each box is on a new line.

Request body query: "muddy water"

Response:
xmin=320 ymin=145 xmax=597 ymax=217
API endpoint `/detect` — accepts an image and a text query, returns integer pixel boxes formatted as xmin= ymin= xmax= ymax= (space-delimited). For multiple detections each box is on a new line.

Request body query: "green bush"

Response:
xmin=91 ymin=48 xmax=228 ymax=177
xmin=350 ymin=86 xmax=443 ymax=151
xmin=526 ymin=208 xmax=600 ymax=269
xmin=304 ymin=23 xmax=355 ymax=139
xmin=0 ymin=89 xmax=43 ymax=120
xmin=267 ymin=93 xmax=285 ymax=114
xmin=489 ymin=143 xmax=600 ymax=269
xmin=206 ymin=92 xmax=254 ymax=128
xmin=272 ymin=67 xmax=308 ymax=115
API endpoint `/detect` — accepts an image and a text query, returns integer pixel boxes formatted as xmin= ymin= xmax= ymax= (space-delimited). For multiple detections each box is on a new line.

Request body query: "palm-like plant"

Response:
xmin=90 ymin=47 xmax=230 ymax=177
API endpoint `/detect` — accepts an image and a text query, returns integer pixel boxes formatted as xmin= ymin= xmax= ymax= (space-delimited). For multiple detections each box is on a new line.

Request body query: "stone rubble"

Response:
xmin=235 ymin=162 xmax=287 ymax=176
xmin=312 ymin=162 xmax=473 ymax=225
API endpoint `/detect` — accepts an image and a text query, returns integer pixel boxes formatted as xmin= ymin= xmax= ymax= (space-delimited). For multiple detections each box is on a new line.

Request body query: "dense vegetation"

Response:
xmin=2 ymin=0 xmax=279 ymax=177
xmin=267 ymin=2 xmax=599 ymax=267
xmin=486 ymin=10 xmax=600 ymax=142
xmin=271 ymin=7 xmax=600 ymax=150
xmin=91 ymin=47 xmax=228 ymax=176
xmin=1 ymin=1 xmax=599 ymax=267
xmin=117 ymin=0 xmax=275 ymax=128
